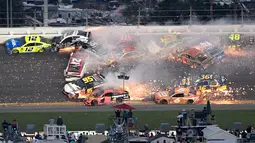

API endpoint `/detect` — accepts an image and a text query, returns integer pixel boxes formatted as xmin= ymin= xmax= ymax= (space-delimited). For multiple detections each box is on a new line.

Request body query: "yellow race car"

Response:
xmin=5 ymin=35 xmax=52 ymax=55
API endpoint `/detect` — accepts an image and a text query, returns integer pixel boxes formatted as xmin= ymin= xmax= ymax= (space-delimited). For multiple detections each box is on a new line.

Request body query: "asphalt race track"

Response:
xmin=0 ymin=104 xmax=255 ymax=113
xmin=1 ymin=38 xmax=255 ymax=103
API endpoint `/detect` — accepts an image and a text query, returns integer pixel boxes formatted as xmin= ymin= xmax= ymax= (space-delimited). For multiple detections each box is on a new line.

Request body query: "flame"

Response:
xmin=59 ymin=47 xmax=77 ymax=53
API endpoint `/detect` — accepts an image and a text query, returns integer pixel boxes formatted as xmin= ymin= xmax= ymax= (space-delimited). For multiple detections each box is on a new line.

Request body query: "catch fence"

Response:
xmin=0 ymin=9 xmax=255 ymax=27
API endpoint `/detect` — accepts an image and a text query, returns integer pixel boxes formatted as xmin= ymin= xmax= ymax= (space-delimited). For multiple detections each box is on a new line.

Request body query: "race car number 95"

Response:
xmin=82 ymin=76 xmax=94 ymax=83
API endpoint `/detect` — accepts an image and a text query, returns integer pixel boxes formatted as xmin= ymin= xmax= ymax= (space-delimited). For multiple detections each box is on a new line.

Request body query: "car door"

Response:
xmin=104 ymin=92 xmax=114 ymax=103
xmin=170 ymin=93 xmax=185 ymax=104
xmin=21 ymin=43 xmax=36 ymax=53
xmin=35 ymin=42 xmax=44 ymax=51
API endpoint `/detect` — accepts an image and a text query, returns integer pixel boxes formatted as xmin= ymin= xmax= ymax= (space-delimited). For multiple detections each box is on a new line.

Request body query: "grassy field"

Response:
xmin=0 ymin=110 xmax=254 ymax=132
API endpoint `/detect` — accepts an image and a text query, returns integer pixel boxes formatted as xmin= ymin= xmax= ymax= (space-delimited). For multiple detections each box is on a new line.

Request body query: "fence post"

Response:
xmin=43 ymin=0 xmax=48 ymax=27
xmin=189 ymin=6 xmax=192 ymax=25
xmin=10 ymin=0 xmax=13 ymax=27
xmin=86 ymin=13 xmax=88 ymax=27
xmin=241 ymin=6 xmax=244 ymax=25
xmin=138 ymin=7 xmax=141 ymax=27
xmin=6 ymin=0 xmax=9 ymax=27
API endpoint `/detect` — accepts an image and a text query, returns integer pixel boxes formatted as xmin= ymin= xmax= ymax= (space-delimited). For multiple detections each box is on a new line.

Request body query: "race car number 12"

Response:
xmin=82 ymin=76 xmax=94 ymax=83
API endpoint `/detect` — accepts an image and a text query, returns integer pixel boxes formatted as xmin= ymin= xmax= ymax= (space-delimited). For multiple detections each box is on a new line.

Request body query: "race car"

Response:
xmin=194 ymin=73 xmax=228 ymax=93
xmin=63 ymin=74 xmax=106 ymax=99
xmin=52 ymin=30 xmax=99 ymax=53
xmin=223 ymin=33 xmax=255 ymax=48
xmin=154 ymin=87 xmax=203 ymax=104
xmin=5 ymin=35 xmax=52 ymax=55
xmin=84 ymin=88 xmax=130 ymax=106
xmin=175 ymin=41 xmax=225 ymax=68
xmin=64 ymin=49 xmax=105 ymax=82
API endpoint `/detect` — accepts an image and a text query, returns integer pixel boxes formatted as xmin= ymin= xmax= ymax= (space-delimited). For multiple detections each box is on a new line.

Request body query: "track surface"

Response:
xmin=0 ymin=38 xmax=255 ymax=103
xmin=0 ymin=104 xmax=255 ymax=113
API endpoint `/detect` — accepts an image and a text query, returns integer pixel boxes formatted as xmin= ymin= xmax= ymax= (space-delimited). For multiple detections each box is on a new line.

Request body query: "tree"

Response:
xmin=0 ymin=0 xmax=24 ymax=27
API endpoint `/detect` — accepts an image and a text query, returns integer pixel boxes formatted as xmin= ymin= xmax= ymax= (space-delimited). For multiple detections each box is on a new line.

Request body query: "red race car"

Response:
xmin=84 ymin=88 xmax=130 ymax=106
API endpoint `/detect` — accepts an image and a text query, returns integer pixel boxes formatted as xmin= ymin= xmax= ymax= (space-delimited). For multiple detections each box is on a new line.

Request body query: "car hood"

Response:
xmin=63 ymin=83 xmax=80 ymax=95
xmin=5 ymin=38 xmax=21 ymax=49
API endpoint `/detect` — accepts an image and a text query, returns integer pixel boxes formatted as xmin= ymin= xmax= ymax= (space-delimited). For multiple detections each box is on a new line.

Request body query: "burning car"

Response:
xmin=84 ymin=88 xmax=130 ymax=106
xmin=154 ymin=87 xmax=203 ymax=104
xmin=52 ymin=30 xmax=99 ymax=53
xmin=63 ymin=74 xmax=106 ymax=99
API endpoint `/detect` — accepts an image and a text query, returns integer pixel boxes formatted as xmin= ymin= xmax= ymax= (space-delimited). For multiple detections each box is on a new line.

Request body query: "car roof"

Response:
xmin=24 ymin=35 xmax=41 ymax=43
xmin=187 ymin=48 xmax=201 ymax=57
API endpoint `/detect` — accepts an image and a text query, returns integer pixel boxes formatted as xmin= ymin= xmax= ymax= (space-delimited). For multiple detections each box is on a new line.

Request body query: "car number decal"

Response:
xmin=70 ymin=58 xmax=81 ymax=65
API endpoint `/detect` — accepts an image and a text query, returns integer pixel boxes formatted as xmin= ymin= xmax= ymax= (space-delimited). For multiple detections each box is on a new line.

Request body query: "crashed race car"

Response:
xmin=154 ymin=86 xmax=203 ymax=104
xmin=63 ymin=74 xmax=105 ymax=99
xmin=84 ymin=88 xmax=130 ymax=106
xmin=194 ymin=73 xmax=228 ymax=93
xmin=52 ymin=30 xmax=99 ymax=53
xmin=64 ymin=49 xmax=105 ymax=82
xmin=174 ymin=41 xmax=225 ymax=69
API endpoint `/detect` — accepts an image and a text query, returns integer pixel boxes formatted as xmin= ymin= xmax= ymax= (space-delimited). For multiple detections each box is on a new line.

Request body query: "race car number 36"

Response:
xmin=82 ymin=76 xmax=94 ymax=83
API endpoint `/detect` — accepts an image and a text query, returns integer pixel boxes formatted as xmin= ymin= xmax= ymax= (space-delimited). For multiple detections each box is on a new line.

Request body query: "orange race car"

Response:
xmin=154 ymin=87 xmax=203 ymax=104
xmin=84 ymin=88 xmax=130 ymax=106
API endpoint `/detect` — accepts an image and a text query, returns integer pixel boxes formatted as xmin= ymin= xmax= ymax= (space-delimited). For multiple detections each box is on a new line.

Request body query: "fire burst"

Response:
xmin=59 ymin=46 xmax=79 ymax=53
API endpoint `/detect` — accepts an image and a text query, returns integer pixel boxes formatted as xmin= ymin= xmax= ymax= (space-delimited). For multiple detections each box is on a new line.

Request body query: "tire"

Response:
xmin=116 ymin=98 xmax=123 ymax=104
xmin=160 ymin=100 xmax=168 ymax=104
xmin=92 ymin=100 xmax=98 ymax=106
xmin=187 ymin=100 xmax=194 ymax=104
xmin=12 ymin=49 xmax=19 ymax=54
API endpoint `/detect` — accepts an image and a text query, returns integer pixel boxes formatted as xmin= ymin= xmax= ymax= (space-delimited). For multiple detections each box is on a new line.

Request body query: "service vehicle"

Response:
xmin=84 ymin=88 xmax=130 ymax=106
xmin=5 ymin=35 xmax=52 ymax=55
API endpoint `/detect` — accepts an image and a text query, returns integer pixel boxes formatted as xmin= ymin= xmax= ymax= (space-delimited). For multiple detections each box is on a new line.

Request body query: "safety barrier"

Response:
xmin=1 ymin=25 xmax=255 ymax=43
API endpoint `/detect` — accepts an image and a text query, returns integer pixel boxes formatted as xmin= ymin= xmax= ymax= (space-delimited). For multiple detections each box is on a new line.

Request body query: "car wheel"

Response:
xmin=38 ymin=48 xmax=45 ymax=53
xmin=160 ymin=100 xmax=168 ymax=104
xmin=92 ymin=100 xmax=98 ymax=106
xmin=116 ymin=98 xmax=123 ymax=104
xmin=12 ymin=49 xmax=19 ymax=54
xmin=187 ymin=100 xmax=194 ymax=104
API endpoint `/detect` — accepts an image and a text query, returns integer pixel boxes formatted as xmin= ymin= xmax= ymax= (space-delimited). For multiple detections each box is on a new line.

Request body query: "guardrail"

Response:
xmin=1 ymin=25 xmax=255 ymax=43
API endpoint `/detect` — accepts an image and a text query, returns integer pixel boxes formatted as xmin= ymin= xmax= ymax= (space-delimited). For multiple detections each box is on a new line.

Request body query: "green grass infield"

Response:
xmin=0 ymin=110 xmax=254 ymax=132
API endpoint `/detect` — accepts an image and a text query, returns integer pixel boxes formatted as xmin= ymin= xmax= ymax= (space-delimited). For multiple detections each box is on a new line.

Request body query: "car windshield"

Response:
xmin=93 ymin=75 xmax=104 ymax=82
xmin=74 ymin=79 xmax=86 ymax=88
xmin=68 ymin=64 xmax=80 ymax=72
xmin=197 ymin=54 xmax=208 ymax=62
xmin=19 ymin=36 xmax=26 ymax=45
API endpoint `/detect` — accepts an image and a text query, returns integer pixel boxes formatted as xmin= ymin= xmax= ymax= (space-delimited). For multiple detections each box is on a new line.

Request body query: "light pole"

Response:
xmin=118 ymin=72 xmax=129 ymax=92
